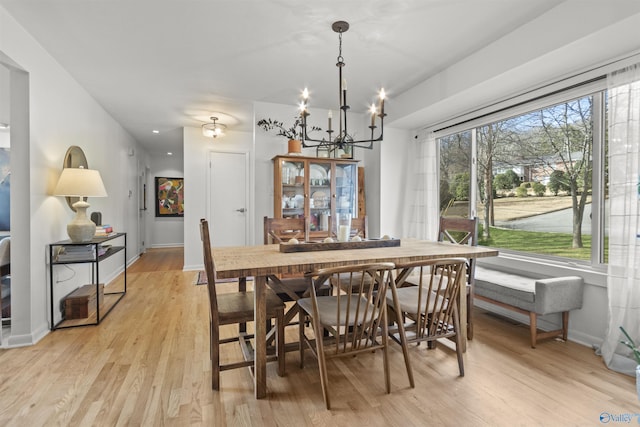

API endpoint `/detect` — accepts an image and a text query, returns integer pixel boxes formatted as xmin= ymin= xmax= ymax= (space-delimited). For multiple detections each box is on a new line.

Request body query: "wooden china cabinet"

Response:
xmin=273 ymin=155 xmax=359 ymax=239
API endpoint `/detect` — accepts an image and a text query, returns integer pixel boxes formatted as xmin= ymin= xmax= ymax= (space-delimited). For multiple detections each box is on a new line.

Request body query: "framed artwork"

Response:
xmin=155 ymin=177 xmax=184 ymax=217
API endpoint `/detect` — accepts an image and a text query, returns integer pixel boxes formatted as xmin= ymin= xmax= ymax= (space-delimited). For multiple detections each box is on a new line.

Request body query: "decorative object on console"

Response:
xmin=53 ymin=166 xmax=108 ymax=243
xmin=298 ymin=21 xmax=387 ymax=157
xmin=202 ymin=116 xmax=226 ymax=138
xmin=90 ymin=211 xmax=102 ymax=226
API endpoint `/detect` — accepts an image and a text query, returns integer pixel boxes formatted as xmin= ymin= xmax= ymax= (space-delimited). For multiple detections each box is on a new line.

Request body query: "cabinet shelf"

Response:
xmin=48 ymin=232 xmax=127 ymax=330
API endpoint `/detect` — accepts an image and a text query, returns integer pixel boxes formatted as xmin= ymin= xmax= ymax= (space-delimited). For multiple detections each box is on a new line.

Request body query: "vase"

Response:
xmin=288 ymin=139 xmax=302 ymax=156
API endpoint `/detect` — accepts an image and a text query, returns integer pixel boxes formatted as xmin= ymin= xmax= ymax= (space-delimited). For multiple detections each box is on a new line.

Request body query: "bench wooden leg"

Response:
xmin=562 ymin=311 xmax=569 ymax=341
xmin=529 ymin=312 xmax=537 ymax=348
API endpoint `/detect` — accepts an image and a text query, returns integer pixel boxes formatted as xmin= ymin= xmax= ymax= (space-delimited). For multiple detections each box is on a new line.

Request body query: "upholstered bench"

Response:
xmin=473 ymin=266 xmax=584 ymax=347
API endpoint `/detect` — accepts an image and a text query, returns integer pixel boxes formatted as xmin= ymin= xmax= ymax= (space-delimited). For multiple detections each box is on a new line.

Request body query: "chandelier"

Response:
xmin=202 ymin=116 xmax=227 ymax=138
xmin=299 ymin=21 xmax=386 ymax=156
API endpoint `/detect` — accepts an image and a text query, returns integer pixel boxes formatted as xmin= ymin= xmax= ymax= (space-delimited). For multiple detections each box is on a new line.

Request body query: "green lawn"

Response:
xmin=477 ymin=225 xmax=608 ymax=261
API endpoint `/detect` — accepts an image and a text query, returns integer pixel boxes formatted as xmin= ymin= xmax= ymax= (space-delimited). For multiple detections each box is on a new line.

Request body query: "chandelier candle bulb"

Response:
xmin=370 ymin=104 xmax=377 ymax=127
xmin=328 ymin=110 xmax=332 ymax=131
xmin=342 ymin=78 xmax=347 ymax=108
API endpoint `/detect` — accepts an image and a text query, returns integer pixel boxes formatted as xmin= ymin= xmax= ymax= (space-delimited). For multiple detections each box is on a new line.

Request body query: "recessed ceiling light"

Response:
xmin=167 ymin=152 xmax=173 ymax=156
xmin=152 ymin=129 xmax=160 ymax=134
xmin=0 ymin=123 xmax=9 ymax=130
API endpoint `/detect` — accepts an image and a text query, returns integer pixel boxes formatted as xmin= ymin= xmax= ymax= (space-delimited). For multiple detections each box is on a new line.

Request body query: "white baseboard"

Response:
xmin=2 ymin=322 xmax=49 ymax=349
xmin=150 ymin=243 xmax=184 ymax=248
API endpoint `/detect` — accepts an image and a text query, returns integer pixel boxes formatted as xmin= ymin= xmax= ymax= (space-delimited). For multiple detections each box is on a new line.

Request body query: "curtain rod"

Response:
xmin=429 ymin=50 xmax=640 ymax=135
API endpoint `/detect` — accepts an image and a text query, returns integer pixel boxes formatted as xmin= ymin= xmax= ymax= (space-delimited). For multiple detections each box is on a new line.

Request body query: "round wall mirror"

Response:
xmin=62 ymin=145 xmax=88 ymax=212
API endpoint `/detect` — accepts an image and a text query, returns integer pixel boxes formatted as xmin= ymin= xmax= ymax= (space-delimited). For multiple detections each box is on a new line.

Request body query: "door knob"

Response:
xmin=236 ymin=208 xmax=246 ymax=213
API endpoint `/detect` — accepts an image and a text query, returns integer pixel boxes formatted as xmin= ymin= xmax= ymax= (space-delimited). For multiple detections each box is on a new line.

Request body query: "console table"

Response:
xmin=48 ymin=232 xmax=127 ymax=330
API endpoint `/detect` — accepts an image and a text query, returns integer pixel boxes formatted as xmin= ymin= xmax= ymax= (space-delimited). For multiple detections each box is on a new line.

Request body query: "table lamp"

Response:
xmin=53 ymin=166 xmax=108 ymax=242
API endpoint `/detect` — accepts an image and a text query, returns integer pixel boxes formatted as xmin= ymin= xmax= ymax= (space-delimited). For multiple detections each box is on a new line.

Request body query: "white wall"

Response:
xmin=391 ymin=2 xmax=640 ymax=130
xmin=376 ymin=127 xmax=411 ymax=239
xmin=0 ymin=6 xmax=147 ymax=347
xmin=148 ymin=153 xmax=184 ymax=247
xmin=183 ymin=126 xmax=254 ymax=270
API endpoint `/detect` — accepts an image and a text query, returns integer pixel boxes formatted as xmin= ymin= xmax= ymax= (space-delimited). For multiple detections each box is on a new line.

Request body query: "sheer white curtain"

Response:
xmin=601 ymin=63 xmax=640 ymax=375
xmin=402 ymin=131 xmax=439 ymax=240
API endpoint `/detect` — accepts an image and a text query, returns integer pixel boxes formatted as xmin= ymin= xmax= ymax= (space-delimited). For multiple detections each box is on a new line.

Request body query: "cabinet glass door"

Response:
xmin=280 ymin=159 xmax=305 ymax=219
xmin=308 ymin=160 xmax=332 ymax=233
xmin=334 ymin=162 xmax=357 ymax=221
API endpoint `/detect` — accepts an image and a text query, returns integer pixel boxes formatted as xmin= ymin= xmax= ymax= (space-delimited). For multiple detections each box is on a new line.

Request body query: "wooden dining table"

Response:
xmin=212 ymin=238 xmax=498 ymax=399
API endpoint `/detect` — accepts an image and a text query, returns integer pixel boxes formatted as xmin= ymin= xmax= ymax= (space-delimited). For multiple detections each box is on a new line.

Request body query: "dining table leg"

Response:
xmin=459 ymin=264 xmax=467 ymax=352
xmin=254 ymin=275 xmax=267 ymax=399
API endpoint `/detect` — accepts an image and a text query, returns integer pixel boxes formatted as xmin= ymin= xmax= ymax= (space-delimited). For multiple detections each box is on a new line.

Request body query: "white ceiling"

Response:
xmin=0 ymin=0 xmax=566 ymax=154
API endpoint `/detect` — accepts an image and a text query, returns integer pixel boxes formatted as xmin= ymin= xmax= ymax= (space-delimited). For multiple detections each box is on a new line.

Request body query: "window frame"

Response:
xmin=436 ymin=81 xmax=609 ymax=270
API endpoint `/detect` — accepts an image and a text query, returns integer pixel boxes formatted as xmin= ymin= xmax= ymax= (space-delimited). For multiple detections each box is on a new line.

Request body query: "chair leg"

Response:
xmin=453 ymin=305 xmax=465 ymax=377
xmin=277 ymin=308 xmax=285 ymax=377
xmin=389 ymin=283 xmax=414 ymax=388
xmin=466 ymin=290 xmax=474 ymax=340
xmin=562 ymin=311 xmax=569 ymax=341
xmin=381 ymin=309 xmax=391 ymax=394
xmin=299 ymin=307 xmax=308 ymax=369
xmin=211 ymin=323 xmax=221 ymax=390
xmin=311 ymin=315 xmax=331 ymax=410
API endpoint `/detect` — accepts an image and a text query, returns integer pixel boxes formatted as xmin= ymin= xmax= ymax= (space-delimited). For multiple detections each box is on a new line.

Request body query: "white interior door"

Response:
xmin=209 ymin=151 xmax=249 ymax=246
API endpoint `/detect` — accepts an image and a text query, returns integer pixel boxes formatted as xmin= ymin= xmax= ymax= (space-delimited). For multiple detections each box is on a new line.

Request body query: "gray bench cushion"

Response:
xmin=475 ymin=267 xmax=536 ymax=311
xmin=474 ymin=266 xmax=584 ymax=315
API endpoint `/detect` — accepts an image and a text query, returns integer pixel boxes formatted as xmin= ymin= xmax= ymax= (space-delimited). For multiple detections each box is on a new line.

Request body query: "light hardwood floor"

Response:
xmin=0 ymin=247 xmax=636 ymax=426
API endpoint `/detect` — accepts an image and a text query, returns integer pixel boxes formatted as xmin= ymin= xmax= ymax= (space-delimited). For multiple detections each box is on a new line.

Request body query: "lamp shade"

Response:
xmin=53 ymin=167 xmax=108 ymax=198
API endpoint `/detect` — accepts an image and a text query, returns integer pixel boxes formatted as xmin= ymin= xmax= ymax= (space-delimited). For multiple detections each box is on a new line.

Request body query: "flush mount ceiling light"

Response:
xmin=299 ymin=21 xmax=386 ymax=156
xmin=202 ymin=116 xmax=227 ymax=138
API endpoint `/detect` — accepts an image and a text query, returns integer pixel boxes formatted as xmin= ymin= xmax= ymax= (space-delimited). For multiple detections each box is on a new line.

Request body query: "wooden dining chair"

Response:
xmin=263 ymin=217 xmax=312 ymax=328
xmin=329 ymin=215 xmax=368 ymax=240
xmin=297 ymin=262 xmax=413 ymax=409
xmin=331 ymin=215 xmax=375 ymax=294
xmin=349 ymin=215 xmax=368 ymax=239
xmin=388 ymin=258 xmax=467 ymax=376
xmin=200 ymin=218 xmax=285 ymax=390
xmin=438 ymin=216 xmax=478 ymax=340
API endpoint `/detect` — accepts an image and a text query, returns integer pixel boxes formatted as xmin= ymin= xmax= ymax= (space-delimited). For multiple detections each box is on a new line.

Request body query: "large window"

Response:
xmin=439 ymin=89 xmax=609 ymax=266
